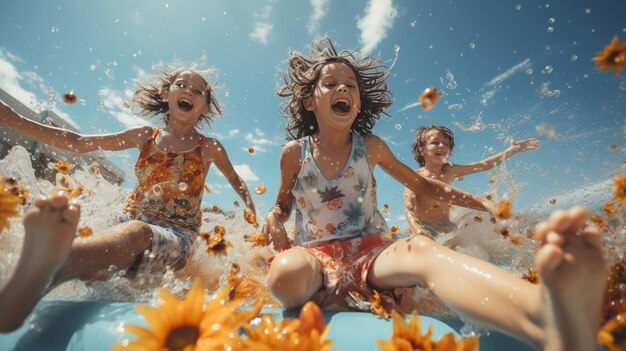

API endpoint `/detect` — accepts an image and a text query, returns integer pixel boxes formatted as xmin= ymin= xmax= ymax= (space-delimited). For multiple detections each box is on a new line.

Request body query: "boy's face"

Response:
xmin=421 ymin=129 xmax=452 ymax=165
xmin=167 ymin=71 xmax=210 ymax=124
xmin=304 ymin=62 xmax=361 ymax=132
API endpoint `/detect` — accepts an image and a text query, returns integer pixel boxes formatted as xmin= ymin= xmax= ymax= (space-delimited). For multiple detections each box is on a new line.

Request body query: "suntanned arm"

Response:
xmin=0 ymin=99 xmax=152 ymax=152
xmin=448 ymin=138 xmax=539 ymax=178
xmin=365 ymin=135 xmax=495 ymax=215
xmin=205 ymin=139 xmax=257 ymax=218
xmin=261 ymin=140 xmax=301 ymax=251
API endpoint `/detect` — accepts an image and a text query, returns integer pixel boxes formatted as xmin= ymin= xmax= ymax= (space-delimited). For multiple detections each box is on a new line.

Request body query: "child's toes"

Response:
xmin=581 ymin=225 xmax=603 ymax=250
xmin=536 ymin=243 xmax=565 ymax=272
xmin=62 ymin=204 xmax=81 ymax=225
xmin=48 ymin=194 xmax=69 ymax=210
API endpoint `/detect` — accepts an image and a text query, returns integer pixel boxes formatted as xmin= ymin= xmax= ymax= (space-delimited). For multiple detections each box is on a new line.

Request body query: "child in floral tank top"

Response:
xmin=261 ymin=38 xmax=606 ymax=351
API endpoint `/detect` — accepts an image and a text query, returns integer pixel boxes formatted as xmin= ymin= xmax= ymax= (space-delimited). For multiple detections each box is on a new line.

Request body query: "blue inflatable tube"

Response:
xmin=0 ymin=299 xmax=533 ymax=351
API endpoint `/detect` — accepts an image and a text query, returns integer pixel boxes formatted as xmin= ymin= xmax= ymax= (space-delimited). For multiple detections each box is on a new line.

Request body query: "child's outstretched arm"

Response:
xmin=0 ymin=99 xmax=152 ymax=152
xmin=365 ymin=135 xmax=495 ymax=214
xmin=449 ymin=138 xmax=539 ymax=178
xmin=261 ymin=141 xmax=301 ymax=251
xmin=204 ymin=138 xmax=257 ymax=219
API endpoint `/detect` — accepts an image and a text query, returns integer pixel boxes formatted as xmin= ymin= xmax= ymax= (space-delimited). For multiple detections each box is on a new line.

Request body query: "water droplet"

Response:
xmin=410 ymin=20 xmax=416 ymax=27
xmin=394 ymin=123 xmax=402 ymax=130
xmin=585 ymin=8 xmax=591 ymax=14
xmin=525 ymin=68 xmax=533 ymax=75
xmin=391 ymin=12 xmax=396 ymax=17
xmin=541 ymin=65 xmax=553 ymax=74
xmin=548 ymin=17 xmax=555 ymax=24
xmin=536 ymin=122 xmax=556 ymax=138
xmin=178 ymin=182 xmax=188 ymax=191
xmin=547 ymin=26 xmax=554 ymax=33
xmin=469 ymin=42 xmax=476 ymax=49
xmin=570 ymin=55 xmax=578 ymax=62
xmin=201 ymin=17 xmax=206 ymax=21
xmin=515 ymin=4 xmax=521 ymax=10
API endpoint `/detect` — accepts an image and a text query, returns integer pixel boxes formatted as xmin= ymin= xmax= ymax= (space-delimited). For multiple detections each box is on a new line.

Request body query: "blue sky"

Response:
xmin=1 ymin=0 xmax=624 ymax=228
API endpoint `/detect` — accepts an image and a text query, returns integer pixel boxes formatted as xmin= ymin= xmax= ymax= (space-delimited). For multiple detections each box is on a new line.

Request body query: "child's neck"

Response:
xmin=312 ymin=129 xmax=352 ymax=148
xmin=423 ymin=161 xmax=445 ymax=174
xmin=163 ymin=122 xmax=197 ymax=138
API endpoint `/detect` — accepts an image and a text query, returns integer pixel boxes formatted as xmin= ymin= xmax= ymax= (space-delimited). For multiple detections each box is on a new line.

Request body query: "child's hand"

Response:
xmin=509 ymin=138 xmax=539 ymax=153
xmin=262 ymin=212 xmax=291 ymax=251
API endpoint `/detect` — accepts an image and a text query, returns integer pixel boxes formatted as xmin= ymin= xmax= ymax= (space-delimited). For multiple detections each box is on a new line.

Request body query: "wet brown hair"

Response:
xmin=412 ymin=125 xmax=455 ymax=166
xmin=276 ymin=37 xmax=394 ymax=140
xmin=131 ymin=68 xmax=222 ymax=128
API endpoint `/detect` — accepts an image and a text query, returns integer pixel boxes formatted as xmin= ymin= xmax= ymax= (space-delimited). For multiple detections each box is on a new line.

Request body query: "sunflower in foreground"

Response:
xmin=592 ymin=35 xmax=626 ymax=76
xmin=112 ymin=279 xmax=262 ymax=351
xmin=0 ymin=178 xmax=21 ymax=231
xmin=239 ymin=301 xmax=334 ymax=351
xmin=377 ymin=310 xmax=478 ymax=351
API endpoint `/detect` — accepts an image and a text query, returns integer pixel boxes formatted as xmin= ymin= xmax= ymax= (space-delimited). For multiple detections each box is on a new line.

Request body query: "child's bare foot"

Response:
xmin=0 ymin=194 xmax=80 ymax=332
xmin=534 ymin=206 xmax=606 ymax=351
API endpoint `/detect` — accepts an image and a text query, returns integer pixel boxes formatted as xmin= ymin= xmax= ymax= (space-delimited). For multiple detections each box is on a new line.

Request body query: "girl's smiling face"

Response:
xmin=167 ymin=71 xmax=211 ymax=125
xmin=304 ymin=62 xmax=361 ymax=132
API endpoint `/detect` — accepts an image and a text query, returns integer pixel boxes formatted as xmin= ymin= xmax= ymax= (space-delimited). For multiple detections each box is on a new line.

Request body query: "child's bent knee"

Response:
xmin=268 ymin=250 xmax=320 ymax=308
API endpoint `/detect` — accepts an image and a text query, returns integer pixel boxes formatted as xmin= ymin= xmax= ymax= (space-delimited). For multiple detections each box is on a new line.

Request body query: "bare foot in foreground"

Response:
xmin=0 ymin=194 xmax=80 ymax=332
xmin=534 ymin=206 xmax=606 ymax=351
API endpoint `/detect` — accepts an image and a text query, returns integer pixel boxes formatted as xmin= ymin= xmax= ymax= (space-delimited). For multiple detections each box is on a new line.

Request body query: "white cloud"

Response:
xmin=307 ymin=0 xmax=329 ymax=33
xmin=98 ymin=87 xmax=148 ymax=128
xmin=250 ymin=22 xmax=273 ymax=45
xmin=0 ymin=48 xmax=79 ymax=128
xmin=233 ymin=164 xmax=260 ymax=182
xmin=486 ymin=58 xmax=531 ymax=86
xmin=357 ymin=0 xmax=397 ymax=55
xmin=244 ymin=128 xmax=275 ymax=153
xmin=249 ymin=5 xmax=274 ymax=45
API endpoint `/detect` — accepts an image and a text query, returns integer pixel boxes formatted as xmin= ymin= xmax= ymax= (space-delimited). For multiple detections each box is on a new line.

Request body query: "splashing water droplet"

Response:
xmin=395 ymin=123 xmax=402 ymax=130
xmin=570 ymin=55 xmax=578 ymax=62
xmin=541 ymin=65 xmax=553 ymax=74
xmin=469 ymin=42 xmax=476 ymax=49
xmin=178 ymin=182 xmax=188 ymax=191
xmin=585 ymin=8 xmax=591 ymax=14
xmin=515 ymin=4 xmax=522 ymax=10
xmin=548 ymin=17 xmax=555 ymax=24
xmin=547 ymin=27 xmax=554 ymax=33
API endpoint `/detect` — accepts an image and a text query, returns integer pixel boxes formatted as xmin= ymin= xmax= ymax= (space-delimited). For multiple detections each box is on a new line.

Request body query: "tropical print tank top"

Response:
xmin=124 ymin=128 xmax=206 ymax=231
xmin=292 ymin=133 xmax=388 ymax=248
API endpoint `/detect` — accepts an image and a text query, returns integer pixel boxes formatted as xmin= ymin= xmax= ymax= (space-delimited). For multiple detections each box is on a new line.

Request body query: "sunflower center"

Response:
xmin=607 ymin=50 xmax=625 ymax=64
xmin=165 ymin=325 xmax=200 ymax=351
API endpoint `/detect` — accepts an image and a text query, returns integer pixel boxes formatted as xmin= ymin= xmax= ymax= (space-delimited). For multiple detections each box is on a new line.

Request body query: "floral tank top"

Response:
xmin=292 ymin=133 xmax=388 ymax=248
xmin=124 ymin=128 xmax=206 ymax=231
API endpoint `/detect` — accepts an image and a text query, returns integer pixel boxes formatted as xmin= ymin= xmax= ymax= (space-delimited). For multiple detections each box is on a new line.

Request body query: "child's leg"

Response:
xmin=0 ymin=194 xmax=80 ymax=332
xmin=52 ymin=219 xmax=153 ymax=283
xmin=267 ymin=247 xmax=324 ymax=309
xmin=368 ymin=207 xmax=605 ymax=351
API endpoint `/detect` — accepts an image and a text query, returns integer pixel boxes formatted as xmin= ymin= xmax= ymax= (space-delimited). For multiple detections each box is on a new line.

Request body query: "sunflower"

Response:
xmin=592 ymin=36 xmax=626 ymax=76
xmin=54 ymin=160 xmax=72 ymax=174
xmin=239 ymin=301 xmax=334 ymax=351
xmin=227 ymin=264 xmax=267 ymax=302
xmin=113 ymin=279 xmax=262 ymax=351
xmin=243 ymin=232 xmax=268 ymax=248
xmin=598 ymin=312 xmax=626 ymax=351
xmin=376 ymin=310 xmax=478 ymax=351
xmin=0 ymin=178 xmax=21 ymax=231
xmin=522 ymin=268 xmax=539 ymax=284
xmin=371 ymin=290 xmax=391 ymax=319
xmin=613 ymin=176 xmax=626 ymax=204
xmin=495 ymin=198 xmax=512 ymax=220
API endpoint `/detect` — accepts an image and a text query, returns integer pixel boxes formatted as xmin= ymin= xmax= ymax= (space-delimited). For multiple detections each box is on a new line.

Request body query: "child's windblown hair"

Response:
xmin=277 ymin=37 xmax=394 ymax=140
xmin=131 ymin=68 xmax=223 ymax=127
